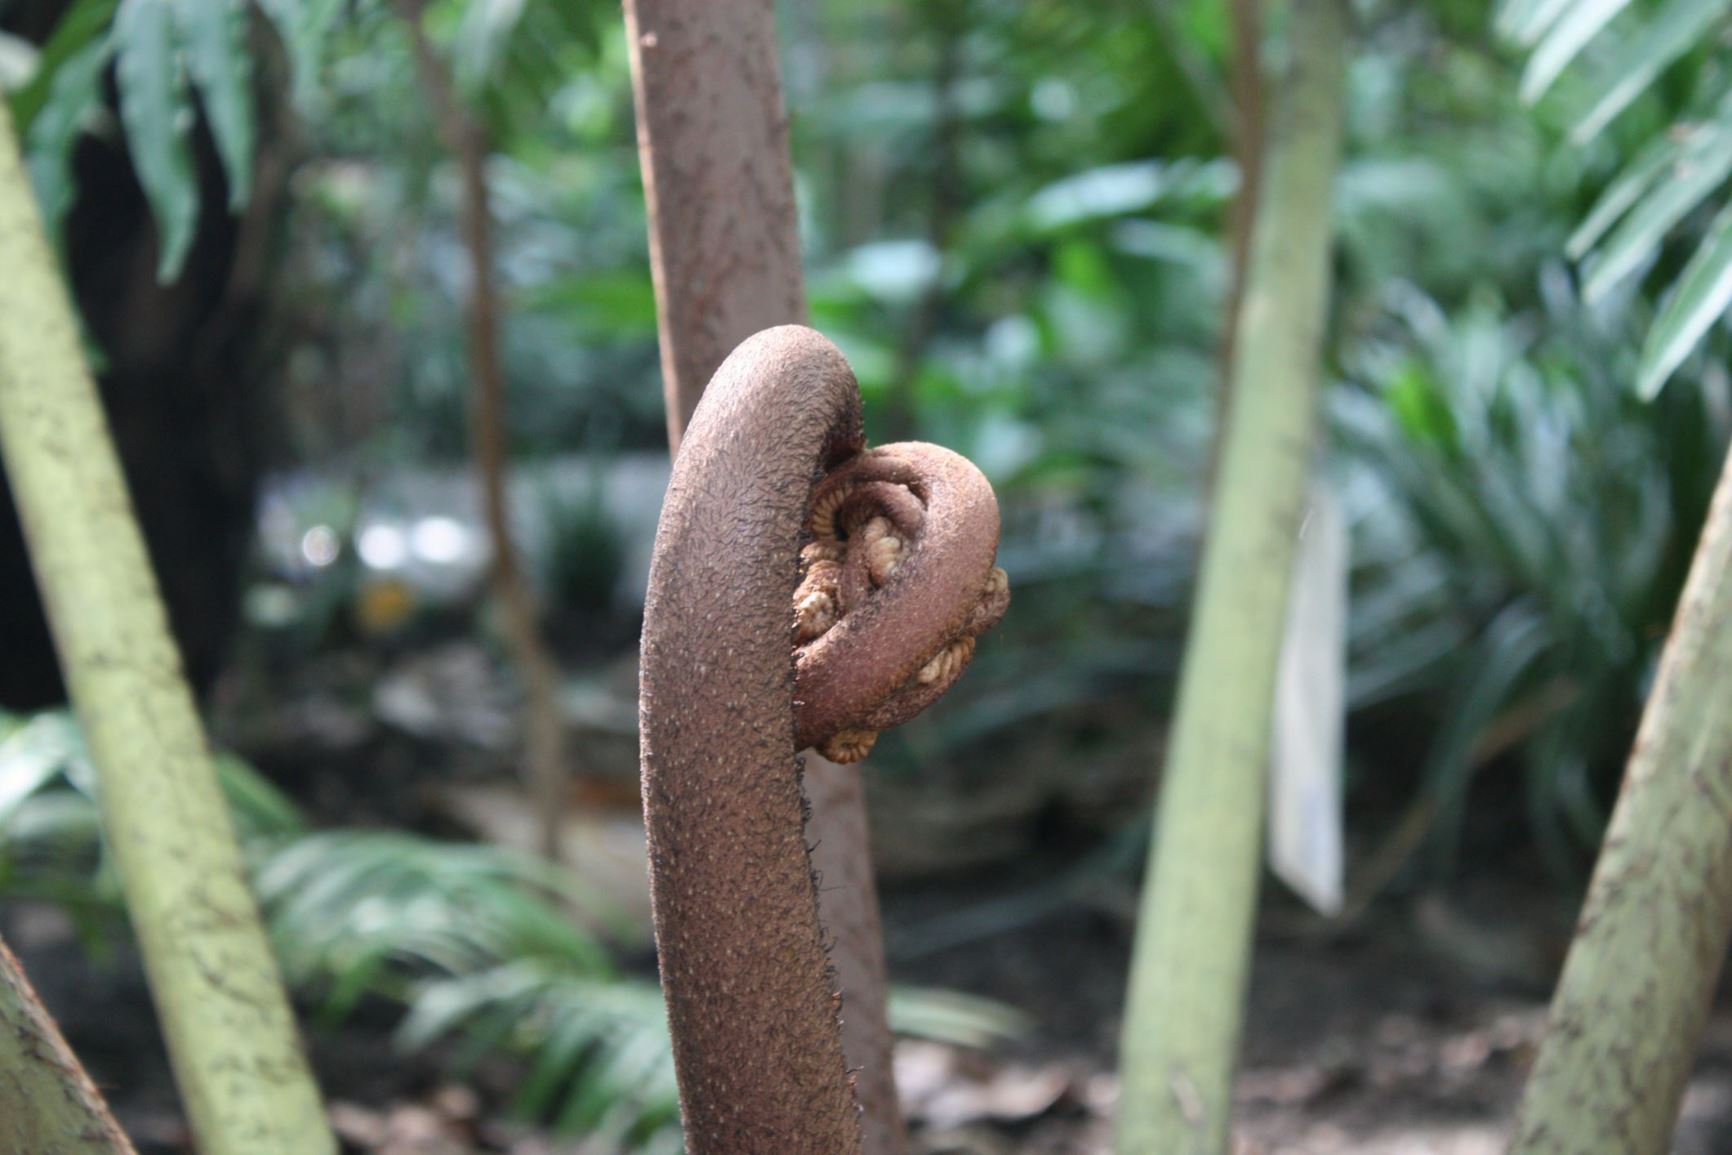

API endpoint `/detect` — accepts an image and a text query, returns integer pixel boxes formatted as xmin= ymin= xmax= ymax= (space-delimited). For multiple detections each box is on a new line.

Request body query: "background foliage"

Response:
xmin=4 ymin=0 xmax=1732 ymax=1145
xmin=4 ymin=0 xmax=1728 ymax=927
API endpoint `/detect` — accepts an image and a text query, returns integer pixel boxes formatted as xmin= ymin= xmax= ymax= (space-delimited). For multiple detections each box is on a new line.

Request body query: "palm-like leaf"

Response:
xmin=1502 ymin=0 xmax=1732 ymax=396
xmin=1568 ymin=0 xmax=1732 ymax=144
xmin=1580 ymin=122 xmax=1732 ymax=303
xmin=113 ymin=0 xmax=199 ymax=278
xmin=0 ymin=711 xmax=1026 ymax=1145
xmin=14 ymin=0 xmax=611 ymax=278
xmin=255 ymin=830 xmax=615 ymax=1014
xmin=176 ymin=0 xmax=255 ymax=208
xmin=8 ymin=0 xmax=117 ymax=129
xmin=1341 ymin=279 xmax=1728 ymax=873
xmin=0 ymin=710 xmax=663 ymax=1139
xmin=15 ymin=0 xmax=349 ymax=279
xmin=255 ymin=0 xmax=342 ymax=107
xmin=400 ymin=961 xmax=678 ymax=1141
xmin=1519 ymin=0 xmax=1634 ymax=104
xmin=1637 ymin=198 xmax=1732 ymax=396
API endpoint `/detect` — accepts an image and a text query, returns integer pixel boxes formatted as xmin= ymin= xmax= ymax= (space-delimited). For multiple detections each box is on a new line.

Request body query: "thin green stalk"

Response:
xmin=0 ymin=935 xmax=137 ymax=1155
xmin=1508 ymin=444 xmax=1732 ymax=1154
xmin=0 ymin=104 xmax=335 ymax=1155
xmin=1115 ymin=2 xmax=1348 ymax=1151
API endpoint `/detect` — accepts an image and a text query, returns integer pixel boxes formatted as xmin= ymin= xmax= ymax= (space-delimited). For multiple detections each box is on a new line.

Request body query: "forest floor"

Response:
xmin=17 ymin=857 xmax=1732 ymax=1155
xmin=10 ymin=635 xmax=1732 ymax=1154
xmin=885 ymin=867 xmax=1732 ymax=1155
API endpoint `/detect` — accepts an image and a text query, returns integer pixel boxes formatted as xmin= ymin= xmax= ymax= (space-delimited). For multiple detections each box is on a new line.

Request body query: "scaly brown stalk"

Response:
xmin=623 ymin=2 xmax=902 ymax=1147
xmin=640 ymin=325 xmax=1003 ymax=1155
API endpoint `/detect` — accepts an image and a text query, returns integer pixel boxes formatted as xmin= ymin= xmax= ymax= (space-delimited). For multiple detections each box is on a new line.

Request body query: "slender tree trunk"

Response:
xmin=1508 ymin=445 xmax=1732 ymax=1153
xmin=625 ymin=4 xmax=905 ymax=1151
xmin=399 ymin=4 xmax=570 ymax=862
xmin=804 ymin=753 xmax=901 ymax=1154
xmin=1214 ymin=0 xmax=1265 ymax=448
xmin=1115 ymin=1 xmax=1348 ymax=1151
xmin=0 ymin=935 xmax=137 ymax=1155
xmin=0 ymin=103 xmax=335 ymax=1155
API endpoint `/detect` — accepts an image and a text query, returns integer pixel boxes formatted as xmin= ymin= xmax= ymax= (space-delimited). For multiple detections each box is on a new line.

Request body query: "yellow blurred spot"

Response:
xmin=355 ymin=577 xmax=417 ymax=636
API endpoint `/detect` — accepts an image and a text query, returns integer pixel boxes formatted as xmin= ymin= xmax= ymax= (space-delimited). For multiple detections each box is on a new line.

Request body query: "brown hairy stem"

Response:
xmin=801 ymin=753 xmax=899 ymax=1149
xmin=624 ymin=3 xmax=905 ymax=1147
xmin=640 ymin=326 xmax=1004 ymax=1153
xmin=624 ymin=0 xmax=807 ymax=456
xmin=641 ymin=326 xmax=867 ymax=1154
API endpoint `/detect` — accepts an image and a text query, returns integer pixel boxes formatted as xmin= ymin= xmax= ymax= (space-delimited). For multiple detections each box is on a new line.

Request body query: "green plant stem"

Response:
xmin=0 ymin=103 xmax=334 ymax=1155
xmin=1508 ymin=444 xmax=1732 ymax=1153
xmin=0 ymin=935 xmax=137 ymax=1155
xmin=1212 ymin=0 xmax=1265 ymax=472
xmin=1115 ymin=1 xmax=1348 ymax=1151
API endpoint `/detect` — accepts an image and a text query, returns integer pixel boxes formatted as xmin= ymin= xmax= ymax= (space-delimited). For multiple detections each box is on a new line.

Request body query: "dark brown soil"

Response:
xmin=16 ymin=860 xmax=1732 ymax=1154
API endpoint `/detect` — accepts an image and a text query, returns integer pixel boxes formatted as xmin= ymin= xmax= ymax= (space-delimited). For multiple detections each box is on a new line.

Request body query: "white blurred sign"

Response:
xmin=1268 ymin=487 xmax=1347 ymax=916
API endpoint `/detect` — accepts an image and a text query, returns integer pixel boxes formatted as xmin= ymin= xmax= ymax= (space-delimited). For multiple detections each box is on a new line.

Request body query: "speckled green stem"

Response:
xmin=0 ymin=104 xmax=334 ymax=1155
xmin=1508 ymin=445 xmax=1732 ymax=1154
xmin=0 ymin=935 xmax=137 ymax=1155
xmin=1115 ymin=1 xmax=1348 ymax=1151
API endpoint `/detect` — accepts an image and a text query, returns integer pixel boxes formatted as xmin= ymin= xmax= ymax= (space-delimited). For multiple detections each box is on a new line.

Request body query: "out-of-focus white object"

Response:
xmin=0 ymin=34 xmax=38 ymax=92
xmin=256 ymin=454 xmax=673 ymax=608
xmin=356 ymin=524 xmax=409 ymax=570
xmin=409 ymin=515 xmax=472 ymax=565
xmin=1268 ymin=486 xmax=1347 ymax=916
xmin=300 ymin=525 xmax=341 ymax=567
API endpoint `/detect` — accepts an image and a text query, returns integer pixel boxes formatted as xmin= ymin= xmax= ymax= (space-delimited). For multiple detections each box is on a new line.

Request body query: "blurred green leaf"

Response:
xmin=1516 ymin=0 xmax=1732 ymax=410
xmin=257 ymin=830 xmax=614 ymax=1021
xmin=841 ymin=238 xmax=942 ymax=304
xmin=114 ymin=0 xmax=199 ymax=280
xmin=1638 ymin=199 xmax=1732 ymax=398
xmin=1497 ymin=0 xmax=1576 ymax=44
xmin=1025 ymin=158 xmax=1231 ymax=231
xmin=1568 ymin=0 xmax=1732 ymax=145
xmin=1520 ymin=0 xmax=1634 ymax=104
xmin=1386 ymin=362 xmax=1460 ymax=453
xmin=1565 ymin=132 xmax=1682 ymax=259
xmin=1422 ymin=605 xmax=1551 ymax=867
xmin=473 ymin=0 xmax=609 ymax=145
xmin=1343 ymin=280 xmax=1724 ymax=871
xmin=887 ymin=987 xmax=1031 ymax=1048
xmin=400 ymin=961 xmax=675 ymax=1138
xmin=256 ymin=0 xmax=343 ymax=107
xmin=1581 ymin=126 xmax=1732 ymax=303
xmin=456 ymin=0 xmax=527 ymax=95
xmin=22 ymin=37 xmax=112 ymax=237
xmin=0 ymin=716 xmax=80 ymax=827
xmin=522 ymin=269 xmax=659 ymax=336
xmin=175 ymin=0 xmax=256 ymax=208
xmin=213 ymin=752 xmax=305 ymax=837
xmin=8 ymin=0 xmax=117 ymax=130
